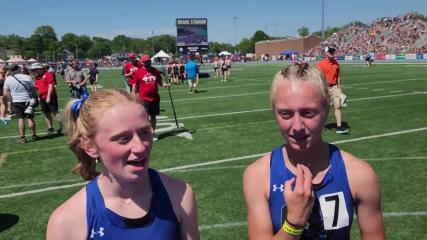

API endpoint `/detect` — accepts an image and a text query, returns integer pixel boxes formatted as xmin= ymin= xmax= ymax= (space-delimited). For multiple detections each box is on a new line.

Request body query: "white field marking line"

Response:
xmin=0 ymin=179 xmax=81 ymax=189
xmin=0 ymin=182 xmax=86 ymax=199
xmin=172 ymin=165 xmax=247 ymax=173
xmin=390 ymin=90 xmax=403 ymax=93
xmin=0 ymin=130 xmax=64 ymax=140
xmin=158 ymin=92 xmax=425 ymax=122
xmin=347 ymin=92 xmax=425 ymax=102
xmin=3 ymin=91 xmax=426 ymax=141
xmin=159 ymin=82 xmax=270 ymax=93
xmin=197 ymin=119 xmax=275 ymax=131
xmin=2 ymin=155 xmax=426 ymax=191
xmin=199 ymin=211 xmax=427 ymax=230
xmin=363 ymin=156 xmax=427 ymax=161
xmin=345 ymin=77 xmax=427 ymax=86
xmin=159 ymin=91 xmax=270 ymax=103
xmin=157 ymin=108 xmax=271 ymax=122
xmin=1 ymin=146 xmax=68 ymax=155
xmin=372 ymin=89 xmax=385 ymax=92
xmin=357 ymin=87 xmax=369 ymax=90
xmin=331 ymin=127 xmax=427 ymax=144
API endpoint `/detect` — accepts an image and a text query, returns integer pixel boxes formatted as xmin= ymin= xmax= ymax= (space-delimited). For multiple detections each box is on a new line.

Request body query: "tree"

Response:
xmin=237 ymin=38 xmax=254 ymax=53
xmin=252 ymin=30 xmax=271 ymax=43
xmin=112 ymin=35 xmax=132 ymax=53
xmin=297 ymin=26 xmax=310 ymax=37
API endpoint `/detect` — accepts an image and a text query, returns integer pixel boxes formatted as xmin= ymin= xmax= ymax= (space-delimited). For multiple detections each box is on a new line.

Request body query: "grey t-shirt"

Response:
xmin=4 ymin=74 xmax=35 ymax=102
xmin=66 ymin=68 xmax=86 ymax=86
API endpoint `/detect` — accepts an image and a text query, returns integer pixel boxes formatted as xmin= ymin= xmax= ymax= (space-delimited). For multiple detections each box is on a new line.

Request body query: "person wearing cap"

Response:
xmin=317 ymin=47 xmax=349 ymax=134
xmin=185 ymin=54 xmax=198 ymax=93
xmin=133 ymin=54 xmax=170 ymax=139
xmin=3 ymin=64 xmax=39 ymax=143
xmin=123 ymin=52 xmax=142 ymax=93
xmin=30 ymin=63 xmax=63 ymax=134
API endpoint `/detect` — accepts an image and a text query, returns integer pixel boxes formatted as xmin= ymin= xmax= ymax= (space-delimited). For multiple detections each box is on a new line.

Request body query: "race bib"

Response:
xmin=319 ymin=192 xmax=350 ymax=230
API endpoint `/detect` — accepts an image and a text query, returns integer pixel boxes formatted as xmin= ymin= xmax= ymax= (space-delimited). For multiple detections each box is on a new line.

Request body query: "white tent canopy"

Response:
xmin=153 ymin=50 xmax=171 ymax=59
xmin=218 ymin=51 xmax=231 ymax=56
xmin=7 ymin=57 xmax=27 ymax=64
xmin=0 ymin=59 xmax=5 ymax=63
xmin=27 ymin=58 xmax=37 ymax=63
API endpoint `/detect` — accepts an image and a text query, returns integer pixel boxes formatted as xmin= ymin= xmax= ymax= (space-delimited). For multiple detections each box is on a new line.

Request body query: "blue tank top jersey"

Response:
xmin=269 ymin=144 xmax=354 ymax=239
xmin=85 ymin=169 xmax=181 ymax=240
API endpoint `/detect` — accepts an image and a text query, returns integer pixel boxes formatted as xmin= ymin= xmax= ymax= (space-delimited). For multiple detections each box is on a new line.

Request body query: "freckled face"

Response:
xmin=273 ymin=81 xmax=328 ymax=151
xmin=93 ymin=102 xmax=153 ymax=181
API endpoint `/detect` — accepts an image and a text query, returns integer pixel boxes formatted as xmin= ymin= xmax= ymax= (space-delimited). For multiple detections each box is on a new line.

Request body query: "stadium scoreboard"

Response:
xmin=176 ymin=18 xmax=208 ymax=53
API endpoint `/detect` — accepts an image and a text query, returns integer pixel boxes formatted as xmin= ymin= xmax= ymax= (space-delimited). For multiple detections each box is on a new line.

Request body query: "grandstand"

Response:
xmin=307 ymin=12 xmax=427 ymax=57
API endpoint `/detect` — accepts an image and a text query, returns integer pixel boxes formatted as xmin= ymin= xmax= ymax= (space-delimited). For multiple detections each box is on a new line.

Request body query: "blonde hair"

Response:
xmin=65 ymin=89 xmax=145 ymax=180
xmin=270 ymin=62 xmax=329 ymax=108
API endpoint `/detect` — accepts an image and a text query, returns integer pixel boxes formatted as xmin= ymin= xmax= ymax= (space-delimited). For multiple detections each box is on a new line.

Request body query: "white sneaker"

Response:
xmin=153 ymin=133 xmax=158 ymax=142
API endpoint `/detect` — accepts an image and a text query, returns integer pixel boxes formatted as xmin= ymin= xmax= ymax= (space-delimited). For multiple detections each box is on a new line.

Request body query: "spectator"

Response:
xmin=3 ymin=64 xmax=39 ymax=143
xmin=30 ymin=63 xmax=64 ymax=135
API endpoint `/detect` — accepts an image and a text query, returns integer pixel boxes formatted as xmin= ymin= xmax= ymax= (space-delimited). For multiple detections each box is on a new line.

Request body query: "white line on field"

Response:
xmin=390 ymin=90 xmax=403 ymax=93
xmin=347 ymin=77 xmax=427 ymax=86
xmin=172 ymin=165 xmax=247 ymax=173
xmin=0 ymin=179 xmax=81 ymax=189
xmin=160 ymin=91 xmax=270 ymax=103
xmin=357 ymin=87 xmax=369 ymax=90
xmin=0 ymin=182 xmax=86 ymax=199
xmin=347 ymin=92 xmax=425 ymax=102
xmin=157 ymin=108 xmax=271 ymax=122
xmin=363 ymin=156 xmax=427 ymax=161
xmin=3 ymin=154 xmax=425 ymax=191
xmin=372 ymin=89 xmax=385 ymax=92
xmin=198 ymin=211 xmax=427 ymax=230
xmin=160 ymin=82 xmax=270 ymax=93
xmin=2 ymin=91 xmax=426 ymax=140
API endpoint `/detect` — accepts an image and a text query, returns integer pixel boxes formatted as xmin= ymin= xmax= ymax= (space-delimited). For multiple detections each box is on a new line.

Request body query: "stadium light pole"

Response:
xmin=321 ymin=0 xmax=325 ymax=39
xmin=151 ymin=30 xmax=155 ymax=55
xmin=233 ymin=16 xmax=237 ymax=53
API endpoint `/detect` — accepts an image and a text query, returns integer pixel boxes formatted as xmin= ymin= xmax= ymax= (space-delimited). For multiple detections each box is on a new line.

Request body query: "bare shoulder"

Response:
xmin=157 ymin=172 xmax=196 ymax=218
xmin=158 ymin=171 xmax=191 ymax=196
xmin=243 ymin=152 xmax=271 ymax=198
xmin=244 ymin=152 xmax=271 ymax=180
xmin=340 ymin=150 xmax=380 ymax=198
xmin=46 ymin=187 xmax=87 ymax=240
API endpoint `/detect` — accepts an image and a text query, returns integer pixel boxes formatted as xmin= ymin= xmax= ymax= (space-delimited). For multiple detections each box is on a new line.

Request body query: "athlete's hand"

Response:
xmin=283 ymin=164 xmax=315 ymax=226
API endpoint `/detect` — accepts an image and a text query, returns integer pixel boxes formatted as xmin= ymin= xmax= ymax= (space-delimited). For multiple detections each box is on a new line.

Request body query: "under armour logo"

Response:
xmin=272 ymin=184 xmax=284 ymax=192
xmin=90 ymin=227 xmax=105 ymax=238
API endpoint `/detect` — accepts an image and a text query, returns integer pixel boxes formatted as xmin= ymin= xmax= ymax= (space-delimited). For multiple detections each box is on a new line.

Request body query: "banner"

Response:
xmin=344 ymin=56 xmax=353 ymax=61
xmin=395 ymin=54 xmax=405 ymax=60
xmin=405 ymin=54 xmax=417 ymax=60
xmin=385 ymin=54 xmax=396 ymax=60
xmin=416 ymin=54 xmax=424 ymax=59
xmin=375 ymin=53 xmax=385 ymax=60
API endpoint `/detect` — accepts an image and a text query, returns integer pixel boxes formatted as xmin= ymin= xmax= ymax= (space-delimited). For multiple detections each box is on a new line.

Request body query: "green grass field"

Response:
xmin=0 ymin=62 xmax=426 ymax=239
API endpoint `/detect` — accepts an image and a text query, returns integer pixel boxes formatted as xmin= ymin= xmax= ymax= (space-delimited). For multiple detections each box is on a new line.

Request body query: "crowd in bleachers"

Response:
xmin=307 ymin=12 xmax=427 ymax=56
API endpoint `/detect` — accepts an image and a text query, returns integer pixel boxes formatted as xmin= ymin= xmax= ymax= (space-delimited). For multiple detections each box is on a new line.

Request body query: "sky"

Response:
xmin=2 ymin=0 xmax=427 ymax=44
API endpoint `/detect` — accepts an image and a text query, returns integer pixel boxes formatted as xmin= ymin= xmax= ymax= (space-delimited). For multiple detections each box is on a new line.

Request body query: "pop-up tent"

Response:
xmin=27 ymin=58 xmax=37 ymax=63
xmin=218 ymin=51 xmax=231 ymax=56
xmin=153 ymin=50 xmax=171 ymax=59
xmin=7 ymin=57 xmax=27 ymax=64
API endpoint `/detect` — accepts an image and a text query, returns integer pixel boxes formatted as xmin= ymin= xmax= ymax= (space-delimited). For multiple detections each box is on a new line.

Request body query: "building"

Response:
xmin=255 ymin=34 xmax=321 ymax=59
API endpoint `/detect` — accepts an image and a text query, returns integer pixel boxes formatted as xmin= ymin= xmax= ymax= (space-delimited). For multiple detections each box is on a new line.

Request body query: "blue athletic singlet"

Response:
xmin=269 ymin=144 xmax=354 ymax=239
xmin=85 ymin=169 xmax=181 ymax=240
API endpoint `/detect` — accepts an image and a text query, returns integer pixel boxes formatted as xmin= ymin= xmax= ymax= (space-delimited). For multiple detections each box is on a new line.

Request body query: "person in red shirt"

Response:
xmin=317 ymin=47 xmax=349 ymax=134
xmin=123 ymin=52 xmax=142 ymax=93
xmin=30 ymin=63 xmax=63 ymax=134
xmin=132 ymin=54 xmax=170 ymax=139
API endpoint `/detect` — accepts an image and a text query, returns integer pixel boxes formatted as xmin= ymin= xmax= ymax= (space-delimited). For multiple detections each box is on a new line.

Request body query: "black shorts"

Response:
xmin=40 ymin=96 xmax=59 ymax=114
xmin=143 ymin=101 xmax=160 ymax=116
xmin=89 ymin=78 xmax=97 ymax=84
xmin=12 ymin=102 xmax=34 ymax=119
